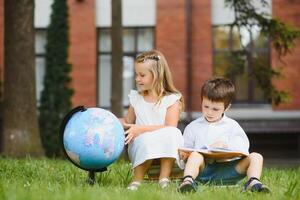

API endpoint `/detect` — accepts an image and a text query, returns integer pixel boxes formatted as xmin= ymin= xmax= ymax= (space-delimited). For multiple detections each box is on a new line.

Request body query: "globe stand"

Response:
xmin=86 ymin=167 xmax=107 ymax=185
xmin=86 ymin=171 xmax=95 ymax=185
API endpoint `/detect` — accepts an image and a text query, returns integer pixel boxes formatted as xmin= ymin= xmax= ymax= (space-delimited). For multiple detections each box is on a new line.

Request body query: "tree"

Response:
xmin=2 ymin=0 xmax=44 ymax=157
xmin=39 ymin=0 xmax=73 ymax=157
xmin=111 ymin=0 xmax=123 ymax=117
xmin=225 ymin=0 xmax=300 ymax=105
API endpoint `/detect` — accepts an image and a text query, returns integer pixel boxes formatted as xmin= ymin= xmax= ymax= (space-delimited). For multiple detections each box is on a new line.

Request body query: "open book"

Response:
xmin=178 ymin=146 xmax=248 ymax=160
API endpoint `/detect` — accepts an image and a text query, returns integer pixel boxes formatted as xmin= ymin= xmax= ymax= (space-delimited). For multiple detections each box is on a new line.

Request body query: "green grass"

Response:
xmin=0 ymin=158 xmax=299 ymax=200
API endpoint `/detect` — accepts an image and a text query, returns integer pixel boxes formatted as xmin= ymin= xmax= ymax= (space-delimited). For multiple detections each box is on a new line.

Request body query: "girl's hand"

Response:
xmin=209 ymin=141 xmax=228 ymax=148
xmin=124 ymin=123 xmax=142 ymax=145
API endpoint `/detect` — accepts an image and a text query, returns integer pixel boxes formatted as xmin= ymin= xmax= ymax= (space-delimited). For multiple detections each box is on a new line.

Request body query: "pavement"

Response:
xmin=264 ymin=158 xmax=300 ymax=168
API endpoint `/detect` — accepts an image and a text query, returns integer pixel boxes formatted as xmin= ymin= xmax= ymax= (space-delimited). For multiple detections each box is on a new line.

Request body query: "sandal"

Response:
xmin=127 ymin=181 xmax=141 ymax=191
xmin=159 ymin=178 xmax=170 ymax=189
xmin=242 ymin=177 xmax=271 ymax=193
xmin=178 ymin=175 xmax=197 ymax=193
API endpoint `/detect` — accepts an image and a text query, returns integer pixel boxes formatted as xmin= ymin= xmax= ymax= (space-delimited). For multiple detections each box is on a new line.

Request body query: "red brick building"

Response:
xmin=1 ymin=0 xmax=300 ymax=159
xmin=0 ymin=0 xmax=299 ymax=113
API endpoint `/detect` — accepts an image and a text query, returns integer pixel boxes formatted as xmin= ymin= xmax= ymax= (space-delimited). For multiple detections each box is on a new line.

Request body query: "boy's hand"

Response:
xmin=179 ymin=150 xmax=190 ymax=161
xmin=209 ymin=141 xmax=228 ymax=148
xmin=124 ymin=123 xmax=142 ymax=145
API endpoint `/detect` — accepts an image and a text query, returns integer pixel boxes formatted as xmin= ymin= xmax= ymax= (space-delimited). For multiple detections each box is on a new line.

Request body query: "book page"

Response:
xmin=208 ymin=147 xmax=241 ymax=153
xmin=178 ymin=147 xmax=208 ymax=153
xmin=178 ymin=147 xmax=248 ymax=160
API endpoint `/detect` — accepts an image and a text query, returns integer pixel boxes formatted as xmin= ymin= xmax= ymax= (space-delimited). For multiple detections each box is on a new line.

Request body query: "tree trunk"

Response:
xmin=111 ymin=0 xmax=123 ymax=117
xmin=3 ymin=0 xmax=44 ymax=157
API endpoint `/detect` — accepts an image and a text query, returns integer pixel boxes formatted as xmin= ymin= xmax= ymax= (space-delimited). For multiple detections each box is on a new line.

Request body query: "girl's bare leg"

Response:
xmin=132 ymin=159 xmax=153 ymax=182
xmin=159 ymin=158 xmax=175 ymax=180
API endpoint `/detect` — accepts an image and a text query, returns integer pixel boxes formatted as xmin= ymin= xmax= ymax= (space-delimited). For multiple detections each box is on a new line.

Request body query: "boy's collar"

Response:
xmin=199 ymin=113 xmax=227 ymax=124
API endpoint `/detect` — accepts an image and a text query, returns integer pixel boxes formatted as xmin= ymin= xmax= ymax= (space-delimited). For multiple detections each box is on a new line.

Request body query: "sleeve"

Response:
xmin=162 ymin=93 xmax=181 ymax=108
xmin=183 ymin=123 xmax=195 ymax=148
xmin=227 ymin=122 xmax=250 ymax=154
xmin=128 ymin=90 xmax=139 ymax=107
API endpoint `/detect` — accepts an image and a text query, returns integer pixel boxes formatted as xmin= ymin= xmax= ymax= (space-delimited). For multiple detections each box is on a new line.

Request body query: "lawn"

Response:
xmin=0 ymin=158 xmax=299 ymax=200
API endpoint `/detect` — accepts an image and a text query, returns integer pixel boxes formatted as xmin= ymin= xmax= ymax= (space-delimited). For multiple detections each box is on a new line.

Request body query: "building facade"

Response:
xmin=0 ymin=0 xmax=300 ymax=113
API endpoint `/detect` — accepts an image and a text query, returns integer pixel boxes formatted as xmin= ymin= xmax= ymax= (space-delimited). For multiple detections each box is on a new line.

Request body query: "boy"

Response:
xmin=178 ymin=77 xmax=270 ymax=193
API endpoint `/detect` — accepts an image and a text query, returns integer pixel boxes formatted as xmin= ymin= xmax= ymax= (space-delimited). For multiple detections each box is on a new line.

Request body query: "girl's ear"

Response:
xmin=225 ymin=103 xmax=231 ymax=112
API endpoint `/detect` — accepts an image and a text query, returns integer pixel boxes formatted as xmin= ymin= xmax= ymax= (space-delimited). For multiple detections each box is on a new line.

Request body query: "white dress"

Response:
xmin=127 ymin=90 xmax=184 ymax=169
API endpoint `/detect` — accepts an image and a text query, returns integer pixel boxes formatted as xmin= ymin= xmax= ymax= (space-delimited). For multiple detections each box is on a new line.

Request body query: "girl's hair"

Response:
xmin=201 ymin=77 xmax=235 ymax=109
xmin=135 ymin=50 xmax=184 ymax=112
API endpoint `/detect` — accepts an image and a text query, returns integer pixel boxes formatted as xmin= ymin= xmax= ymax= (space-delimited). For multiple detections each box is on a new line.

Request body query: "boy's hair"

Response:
xmin=201 ymin=77 xmax=235 ymax=109
xmin=135 ymin=50 xmax=184 ymax=111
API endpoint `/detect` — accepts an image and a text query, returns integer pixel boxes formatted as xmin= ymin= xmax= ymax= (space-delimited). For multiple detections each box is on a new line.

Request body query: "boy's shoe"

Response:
xmin=159 ymin=178 xmax=170 ymax=189
xmin=242 ymin=177 xmax=271 ymax=193
xmin=178 ymin=175 xmax=197 ymax=193
xmin=127 ymin=181 xmax=141 ymax=191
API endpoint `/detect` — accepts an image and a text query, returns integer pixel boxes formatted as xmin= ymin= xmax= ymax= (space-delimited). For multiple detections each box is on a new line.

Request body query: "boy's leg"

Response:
xmin=178 ymin=152 xmax=205 ymax=193
xmin=236 ymin=152 xmax=263 ymax=178
xmin=184 ymin=152 xmax=205 ymax=178
xmin=236 ymin=152 xmax=270 ymax=193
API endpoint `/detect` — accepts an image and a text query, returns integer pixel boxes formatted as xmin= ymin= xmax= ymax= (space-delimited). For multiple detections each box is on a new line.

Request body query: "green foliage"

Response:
xmin=39 ymin=0 xmax=73 ymax=157
xmin=261 ymin=17 xmax=300 ymax=56
xmin=224 ymin=51 xmax=246 ymax=78
xmin=225 ymin=0 xmax=300 ymax=105
xmin=0 ymin=158 xmax=299 ymax=200
xmin=253 ymin=64 xmax=290 ymax=105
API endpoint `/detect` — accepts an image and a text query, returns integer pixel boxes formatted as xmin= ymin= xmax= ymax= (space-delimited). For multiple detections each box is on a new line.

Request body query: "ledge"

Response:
xmin=181 ymin=108 xmax=300 ymax=134
xmin=185 ymin=107 xmax=300 ymax=120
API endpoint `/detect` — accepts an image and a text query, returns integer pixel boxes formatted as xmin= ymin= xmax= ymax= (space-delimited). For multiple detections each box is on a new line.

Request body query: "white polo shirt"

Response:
xmin=183 ymin=114 xmax=249 ymax=155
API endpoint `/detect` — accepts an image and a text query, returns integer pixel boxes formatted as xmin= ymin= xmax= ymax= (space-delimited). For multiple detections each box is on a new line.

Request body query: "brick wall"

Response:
xmin=156 ymin=0 xmax=188 ymax=105
xmin=0 ymin=0 xmax=298 ymax=111
xmin=272 ymin=0 xmax=300 ymax=110
xmin=68 ymin=0 xmax=97 ymax=107
xmin=156 ymin=0 xmax=212 ymax=112
xmin=190 ymin=0 xmax=213 ymax=111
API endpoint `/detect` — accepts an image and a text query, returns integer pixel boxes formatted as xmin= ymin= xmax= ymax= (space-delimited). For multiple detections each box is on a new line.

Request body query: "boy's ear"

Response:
xmin=225 ymin=103 xmax=231 ymax=112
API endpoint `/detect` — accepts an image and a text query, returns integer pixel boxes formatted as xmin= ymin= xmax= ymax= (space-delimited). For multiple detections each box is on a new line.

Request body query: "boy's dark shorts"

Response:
xmin=196 ymin=159 xmax=246 ymax=185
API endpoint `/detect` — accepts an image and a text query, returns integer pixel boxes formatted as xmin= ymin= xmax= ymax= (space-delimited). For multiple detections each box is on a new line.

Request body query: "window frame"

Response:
xmin=35 ymin=28 xmax=47 ymax=104
xmin=97 ymin=26 xmax=155 ymax=109
xmin=212 ymin=24 xmax=271 ymax=106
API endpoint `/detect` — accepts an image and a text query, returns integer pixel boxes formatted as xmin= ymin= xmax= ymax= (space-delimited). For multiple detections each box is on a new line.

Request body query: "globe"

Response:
xmin=61 ymin=106 xmax=125 ymax=171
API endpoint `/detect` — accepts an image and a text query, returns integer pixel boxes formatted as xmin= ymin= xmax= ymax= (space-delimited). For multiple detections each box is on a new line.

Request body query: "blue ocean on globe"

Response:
xmin=63 ymin=107 xmax=125 ymax=170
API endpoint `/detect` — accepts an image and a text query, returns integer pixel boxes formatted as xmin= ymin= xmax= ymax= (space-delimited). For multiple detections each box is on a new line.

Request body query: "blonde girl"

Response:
xmin=121 ymin=50 xmax=184 ymax=190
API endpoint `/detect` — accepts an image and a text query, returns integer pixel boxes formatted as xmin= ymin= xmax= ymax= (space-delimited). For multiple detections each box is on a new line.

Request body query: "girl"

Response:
xmin=121 ymin=50 xmax=184 ymax=190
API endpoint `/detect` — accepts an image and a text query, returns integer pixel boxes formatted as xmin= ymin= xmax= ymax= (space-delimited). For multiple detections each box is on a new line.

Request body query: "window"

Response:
xmin=213 ymin=25 xmax=270 ymax=104
xmin=212 ymin=0 xmax=271 ymax=105
xmin=98 ymin=27 xmax=154 ymax=108
xmin=35 ymin=29 xmax=47 ymax=104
